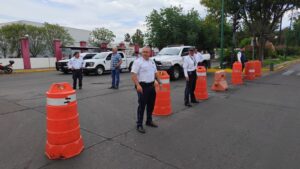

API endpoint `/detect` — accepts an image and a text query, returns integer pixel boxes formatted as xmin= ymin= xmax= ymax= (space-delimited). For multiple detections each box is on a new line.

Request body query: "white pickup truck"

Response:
xmin=56 ymin=53 xmax=97 ymax=74
xmin=83 ymin=51 xmax=135 ymax=75
xmin=152 ymin=46 xmax=211 ymax=80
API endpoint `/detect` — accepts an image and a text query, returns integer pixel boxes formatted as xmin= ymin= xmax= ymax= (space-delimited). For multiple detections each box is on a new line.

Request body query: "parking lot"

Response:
xmin=1 ymin=64 xmax=300 ymax=169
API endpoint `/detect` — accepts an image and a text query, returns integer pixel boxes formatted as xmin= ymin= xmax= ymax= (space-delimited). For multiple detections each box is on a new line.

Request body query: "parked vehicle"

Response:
xmin=152 ymin=46 xmax=211 ymax=80
xmin=0 ymin=60 xmax=15 ymax=74
xmin=56 ymin=53 xmax=97 ymax=74
xmin=83 ymin=51 xmax=135 ymax=75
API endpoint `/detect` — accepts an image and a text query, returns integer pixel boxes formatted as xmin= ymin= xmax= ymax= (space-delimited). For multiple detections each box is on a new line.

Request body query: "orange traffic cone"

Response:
xmin=254 ymin=60 xmax=262 ymax=77
xmin=244 ymin=61 xmax=256 ymax=80
xmin=211 ymin=70 xmax=228 ymax=91
xmin=231 ymin=62 xmax=243 ymax=85
xmin=153 ymin=71 xmax=172 ymax=116
xmin=194 ymin=66 xmax=208 ymax=100
xmin=45 ymin=82 xmax=84 ymax=160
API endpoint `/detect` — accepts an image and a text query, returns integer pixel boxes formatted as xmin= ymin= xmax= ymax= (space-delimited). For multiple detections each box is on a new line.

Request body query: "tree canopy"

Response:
xmin=89 ymin=27 xmax=116 ymax=46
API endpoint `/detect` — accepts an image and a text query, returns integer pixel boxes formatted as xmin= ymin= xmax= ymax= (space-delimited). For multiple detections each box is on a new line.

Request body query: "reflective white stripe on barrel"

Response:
xmin=249 ymin=69 xmax=255 ymax=73
xmin=197 ymin=72 xmax=206 ymax=76
xmin=47 ymin=94 xmax=76 ymax=106
xmin=160 ymin=79 xmax=170 ymax=84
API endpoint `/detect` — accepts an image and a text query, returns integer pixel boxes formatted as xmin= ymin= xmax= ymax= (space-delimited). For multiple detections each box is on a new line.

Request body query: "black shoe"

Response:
xmin=73 ymin=87 xmax=77 ymax=90
xmin=146 ymin=121 xmax=158 ymax=128
xmin=185 ymin=103 xmax=192 ymax=107
xmin=136 ymin=126 xmax=146 ymax=134
xmin=191 ymin=100 xmax=199 ymax=103
xmin=114 ymin=86 xmax=119 ymax=89
xmin=79 ymin=87 xmax=82 ymax=90
xmin=109 ymin=86 xmax=115 ymax=89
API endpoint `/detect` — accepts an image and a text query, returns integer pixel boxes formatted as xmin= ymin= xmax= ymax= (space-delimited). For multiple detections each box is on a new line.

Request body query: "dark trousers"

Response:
xmin=72 ymin=69 xmax=82 ymax=89
xmin=136 ymin=83 xmax=156 ymax=127
xmin=111 ymin=69 xmax=120 ymax=88
xmin=185 ymin=70 xmax=197 ymax=104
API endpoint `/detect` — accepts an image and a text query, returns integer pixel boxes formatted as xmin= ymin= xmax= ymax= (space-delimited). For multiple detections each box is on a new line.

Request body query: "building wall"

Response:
xmin=0 ymin=58 xmax=57 ymax=69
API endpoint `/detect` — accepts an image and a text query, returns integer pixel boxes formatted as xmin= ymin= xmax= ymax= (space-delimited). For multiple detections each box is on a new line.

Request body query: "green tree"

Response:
xmin=0 ymin=28 xmax=9 ymax=58
xmin=89 ymin=27 xmax=116 ymax=46
xmin=26 ymin=25 xmax=47 ymax=57
xmin=201 ymin=0 xmax=300 ymax=61
xmin=124 ymin=33 xmax=131 ymax=43
xmin=44 ymin=23 xmax=74 ymax=55
xmin=132 ymin=29 xmax=144 ymax=46
xmin=0 ymin=24 xmax=28 ymax=58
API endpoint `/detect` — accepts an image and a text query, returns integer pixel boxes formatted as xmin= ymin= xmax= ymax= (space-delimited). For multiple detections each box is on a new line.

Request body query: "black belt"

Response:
xmin=139 ymin=81 xmax=154 ymax=87
xmin=188 ymin=70 xmax=196 ymax=73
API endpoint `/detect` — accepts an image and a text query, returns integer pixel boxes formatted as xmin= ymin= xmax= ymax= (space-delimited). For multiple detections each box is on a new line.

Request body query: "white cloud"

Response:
xmin=0 ymin=0 xmax=206 ymax=42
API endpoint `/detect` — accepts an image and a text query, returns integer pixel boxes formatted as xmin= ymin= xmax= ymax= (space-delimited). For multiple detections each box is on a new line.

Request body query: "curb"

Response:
xmin=14 ymin=68 xmax=56 ymax=73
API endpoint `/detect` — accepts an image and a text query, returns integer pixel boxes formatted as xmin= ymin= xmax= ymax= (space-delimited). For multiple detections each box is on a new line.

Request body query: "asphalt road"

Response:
xmin=0 ymin=64 xmax=300 ymax=169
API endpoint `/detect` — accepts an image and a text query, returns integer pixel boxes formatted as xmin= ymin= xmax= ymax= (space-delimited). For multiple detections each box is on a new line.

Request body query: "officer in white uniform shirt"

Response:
xmin=183 ymin=48 xmax=199 ymax=107
xmin=195 ymin=49 xmax=204 ymax=66
xmin=68 ymin=52 xmax=84 ymax=90
xmin=131 ymin=46 xmax=160 ymax=134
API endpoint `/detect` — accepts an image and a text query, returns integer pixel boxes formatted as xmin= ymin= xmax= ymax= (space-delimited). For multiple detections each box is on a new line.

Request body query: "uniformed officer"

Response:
xmin=131 ymin=46 xmax=160 ymax=134
xmin=68 ymin=52 xmax=84 ymax=90
xmin=195 ymin=49 xmax=204 ymax=66
xmin=183 ymin=48 xmax=199 ymax=107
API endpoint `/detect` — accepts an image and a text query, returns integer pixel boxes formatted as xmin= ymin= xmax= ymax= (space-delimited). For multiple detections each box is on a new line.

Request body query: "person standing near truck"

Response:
xmin=68 ymin=52 xmax=84 ymax=90
xmin=183 ymin=48 xmax=199 ymax=107
xmin=110 ymin=47 xmax=123 ymax=89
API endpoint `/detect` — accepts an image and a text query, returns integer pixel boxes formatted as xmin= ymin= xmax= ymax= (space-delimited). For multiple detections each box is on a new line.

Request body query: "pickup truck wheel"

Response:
xmin=96 ymin=66 xmax=104 ymax=75
xmin=63 ymin=70 xmax=69 ymax=74
xmin=171 ymin=65 xmax=181 ymax=80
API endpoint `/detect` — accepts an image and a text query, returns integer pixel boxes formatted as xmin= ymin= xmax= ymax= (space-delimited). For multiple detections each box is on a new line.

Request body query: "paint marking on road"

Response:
xmin=282 ymin=70 xmax=294 ymax=76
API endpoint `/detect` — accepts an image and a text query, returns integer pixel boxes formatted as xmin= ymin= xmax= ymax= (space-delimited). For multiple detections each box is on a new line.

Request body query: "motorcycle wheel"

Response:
xmin=4 ymin=68 xmax=13 ymax=74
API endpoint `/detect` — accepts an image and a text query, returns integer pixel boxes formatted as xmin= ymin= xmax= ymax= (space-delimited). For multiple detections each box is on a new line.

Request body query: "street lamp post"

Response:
xmin=220 ymin=0 xmax=225 ymax=68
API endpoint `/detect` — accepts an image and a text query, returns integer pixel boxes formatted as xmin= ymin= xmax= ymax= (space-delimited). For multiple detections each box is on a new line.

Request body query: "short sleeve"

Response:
xmin=131 ymin=59 xmax=140 ymax=74
xmin=152 ymin=61 xmax=157 ymax=73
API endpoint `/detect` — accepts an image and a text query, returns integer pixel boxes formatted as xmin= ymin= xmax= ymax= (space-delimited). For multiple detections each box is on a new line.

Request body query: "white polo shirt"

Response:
xmin=195 ymin=52 xmax=204 ymax=64
xmin=183 ymin=55 xmax=197 ymax=78
xmin=131 ymin=57 xmax=157 ymax=83
xmin=68 ymin=57 xmax=84 ymax=70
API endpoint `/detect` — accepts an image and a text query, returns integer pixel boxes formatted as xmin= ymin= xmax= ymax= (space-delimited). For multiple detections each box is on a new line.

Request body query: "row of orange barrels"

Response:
xmin=154 ymin=60 xmax=263 ymax=116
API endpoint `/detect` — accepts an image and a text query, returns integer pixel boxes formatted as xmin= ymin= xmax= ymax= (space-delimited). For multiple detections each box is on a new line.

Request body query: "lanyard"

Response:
xmin=190 ymin=56 xmax=196 ymax=66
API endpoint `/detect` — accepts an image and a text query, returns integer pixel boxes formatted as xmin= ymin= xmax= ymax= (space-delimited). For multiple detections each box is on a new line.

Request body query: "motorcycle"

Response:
xmin=0 ymin=60 xmax=15 ymax=74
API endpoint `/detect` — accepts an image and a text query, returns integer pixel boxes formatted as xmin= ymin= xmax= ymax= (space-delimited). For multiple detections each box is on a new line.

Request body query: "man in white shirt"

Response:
xmin=68 ymin=52 xmax=84 ymax=90
xmin=131 ymin=46 xmax=160 ymax=134
xmin=195 ymin=49 xmax=204 ymax=66
xmin=183 ymin=48 xmax=199 ymax=107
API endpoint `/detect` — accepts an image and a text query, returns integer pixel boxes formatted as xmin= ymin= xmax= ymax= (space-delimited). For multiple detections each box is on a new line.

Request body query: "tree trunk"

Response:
xmin=258 ymin=36 xmax=266 ymax=62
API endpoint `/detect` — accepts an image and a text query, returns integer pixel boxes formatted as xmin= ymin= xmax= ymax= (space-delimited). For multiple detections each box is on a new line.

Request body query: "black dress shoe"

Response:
xmin=79 ymin=87 xmax=82 ymax=90
xmin=191 ymin=100 xmax=199 ymax=103
xmin=146 ymin=121 xmax=158 ymax=128
xmin=185 ymin=103 xmax=192 ymax=107
xmin=136 ymin=126 xmax=146 ymax=134
xmin=109 ymin=86 xmax=115 ymax=89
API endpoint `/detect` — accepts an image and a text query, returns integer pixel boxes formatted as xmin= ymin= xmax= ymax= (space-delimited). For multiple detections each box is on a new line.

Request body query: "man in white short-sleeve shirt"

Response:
xmin=131 ymin=46 xmax=160 ymax=134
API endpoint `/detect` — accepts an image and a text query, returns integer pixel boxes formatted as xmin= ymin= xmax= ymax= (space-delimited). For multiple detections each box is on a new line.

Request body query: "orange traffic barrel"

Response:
xmin=244 ymin=61 xmax=256 ymax=80
xmin=195 ymin=66 xmax=208 ymax=100
xmin=153 ymin=71 xmax=172 ymax=116
xmin=254 ymin=60 xmax=262 ymax=77
xmin=231 ymin=62 xmax=243 ymax=85
xmin=211 ymin=70 xmax=228 ymax=91
xmin=45 ymin=82 xmax=84 ymax=160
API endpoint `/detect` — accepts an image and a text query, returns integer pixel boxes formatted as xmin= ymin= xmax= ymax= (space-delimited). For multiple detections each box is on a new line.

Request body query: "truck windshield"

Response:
xmin=158 ymin=48 xmax=180 ymax=56
xmin=83 ymin=54 xmax=96 ymax=60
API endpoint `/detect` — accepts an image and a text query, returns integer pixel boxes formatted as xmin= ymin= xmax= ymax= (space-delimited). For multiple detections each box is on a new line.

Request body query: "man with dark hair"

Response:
xmin=68 ymin=52 xmax=84 ymax=90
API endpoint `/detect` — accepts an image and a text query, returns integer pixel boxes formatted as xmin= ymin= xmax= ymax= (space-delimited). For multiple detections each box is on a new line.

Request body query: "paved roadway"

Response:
xmin=0 ymin=63 xmax=300 ymax=169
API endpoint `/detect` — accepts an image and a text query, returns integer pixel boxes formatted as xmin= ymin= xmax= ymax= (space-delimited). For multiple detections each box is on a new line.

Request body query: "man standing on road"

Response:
xmin=110 ymin=47 xmax=122 ymax=89
xmin=183 ymin=48 xmax=199 ymax=107
xmin=131 ymin=46 xmax=160 ymax=134
xmin=68 ymin=52 xmax=84 ymax=90
xmin=237 ymin=48 xmax=247 ymax=70
xmin=195 ymin=49 xmax=204 ymax=66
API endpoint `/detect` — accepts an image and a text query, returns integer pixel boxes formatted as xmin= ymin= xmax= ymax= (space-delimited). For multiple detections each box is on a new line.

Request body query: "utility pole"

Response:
xmin=220 ymin=0 xmax=225 ymax=68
